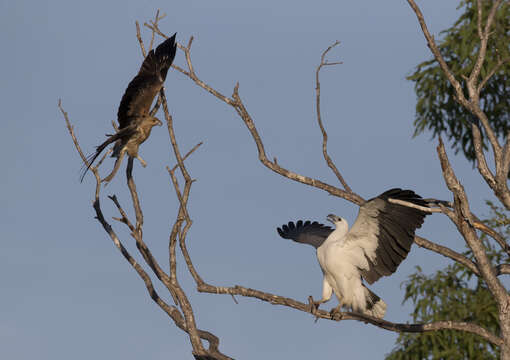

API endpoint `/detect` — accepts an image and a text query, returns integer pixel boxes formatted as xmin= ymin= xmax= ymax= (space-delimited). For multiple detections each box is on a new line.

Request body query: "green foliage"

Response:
xmin=408 ymin=0 xmax=510 ymax=163
xmin=385 ymin=202 xmax=509 ymax=360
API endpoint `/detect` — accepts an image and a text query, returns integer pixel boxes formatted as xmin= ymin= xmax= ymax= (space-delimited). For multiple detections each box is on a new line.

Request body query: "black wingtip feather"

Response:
xmin=277 ymin=220 xmax=333 ymax=248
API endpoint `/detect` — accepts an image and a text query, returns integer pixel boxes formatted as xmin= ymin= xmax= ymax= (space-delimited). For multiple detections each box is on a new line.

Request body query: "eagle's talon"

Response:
xmin=308 ymin=296 xmax=323 ymax=322
xmin=308 ymin=296 xmax=320 ymax=314
xmin=330 ymin=306 xmax=343 ymax=321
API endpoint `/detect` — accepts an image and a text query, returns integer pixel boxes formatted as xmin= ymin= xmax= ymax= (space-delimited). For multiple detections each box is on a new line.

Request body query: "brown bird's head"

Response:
xmin=138 ymin=116 xmax=163 ymax=136
xmin=151 ymin=116 xmax=163 ymax=127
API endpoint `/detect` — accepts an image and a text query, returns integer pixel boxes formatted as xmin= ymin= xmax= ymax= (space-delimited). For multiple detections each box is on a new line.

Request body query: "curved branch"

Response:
xmin=496 ymin=264 xmax=510 ymax=276
xmin=192 ymin=283 xmax=502 ymax=346
xmin=414 ymin=236 xmax=480 ymax=275
xmin=169 ymin=37 xmax=365 ymax=205
xmin=315 ymin=41 xmax=351 ymax=192
xmin=437 ymin=137 xmax=508 ymax=304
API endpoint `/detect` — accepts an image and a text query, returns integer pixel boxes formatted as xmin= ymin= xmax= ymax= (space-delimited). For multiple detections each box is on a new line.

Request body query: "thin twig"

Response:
xmin=315 ymin=41 xmax=352 ymax=192
xmin=168 ymin=142 xmax=203 ymax=172
xmin=135 ymin=21 xmax=147 ymax=58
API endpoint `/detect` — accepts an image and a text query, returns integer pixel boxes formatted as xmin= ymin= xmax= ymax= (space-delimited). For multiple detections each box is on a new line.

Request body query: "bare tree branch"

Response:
xmin=168 ymin=35 xmax=365 ymax=205
xmin=315 ymin=41 xmax=352 ymax=192
xmin=478 ymin=56 xmax=510 ymax=93
xmin=472 ymin=213 xmax=510 ymax=255
xmin=189 ymin=282 xmax=503 ymax=346
xmin=437 ymin=137 xmax=508 ymax=303
xmin=414 ymin=236 xmax=480 ymax=275
xmin=135 ymin=21 xmax=147 ymax=58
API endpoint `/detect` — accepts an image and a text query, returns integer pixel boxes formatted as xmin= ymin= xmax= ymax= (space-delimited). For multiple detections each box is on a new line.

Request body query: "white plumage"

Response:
xmin=317 ymin=215 xmax=387 ymax=318
xmin=277 ymin=188 xmax=430 ymax=318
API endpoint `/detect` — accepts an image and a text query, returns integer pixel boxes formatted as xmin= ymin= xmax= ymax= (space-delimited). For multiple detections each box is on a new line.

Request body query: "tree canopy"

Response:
xmin=408 ymin=0 xmax=510 ymax=163
xmin=386 ymin=202 xmax=508 ymax=360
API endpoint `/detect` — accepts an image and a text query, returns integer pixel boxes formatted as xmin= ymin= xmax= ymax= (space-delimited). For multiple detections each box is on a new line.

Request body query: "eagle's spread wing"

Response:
xmin=117 ymin=33 xmax=177 ymax=129
xmin=344 ymin=188 xmax=428 ymax=284
xmin=277 ymin=220 xmax=333 ymax=249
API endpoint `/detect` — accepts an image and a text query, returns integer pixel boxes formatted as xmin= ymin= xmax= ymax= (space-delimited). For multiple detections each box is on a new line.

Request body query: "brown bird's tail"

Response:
xmin=79 ymin=127 xmax=135 ymax=182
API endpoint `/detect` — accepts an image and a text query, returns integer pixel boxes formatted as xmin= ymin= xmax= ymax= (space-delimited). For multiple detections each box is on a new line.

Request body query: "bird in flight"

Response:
xmin=81 ymin=33 xmax=177 ymax=183
xmin=277 ymin=188 xmax=430 ymax=319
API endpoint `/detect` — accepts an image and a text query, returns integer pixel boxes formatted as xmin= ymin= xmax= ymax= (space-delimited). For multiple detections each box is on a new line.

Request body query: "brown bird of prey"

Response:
xmin=81 ymin=33 xmax=177 ymax=183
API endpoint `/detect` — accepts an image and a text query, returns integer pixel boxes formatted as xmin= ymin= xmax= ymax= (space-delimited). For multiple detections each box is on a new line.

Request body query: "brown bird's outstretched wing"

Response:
xmin=80 ymin=34 xmax=176 ymax=182
xmin=117 ymin=33 xmax=177 ymax=129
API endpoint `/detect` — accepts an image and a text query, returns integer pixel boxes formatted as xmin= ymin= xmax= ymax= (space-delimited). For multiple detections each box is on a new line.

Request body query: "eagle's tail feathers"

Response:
xmin=363 ymin=287 xmax=387 ymax=318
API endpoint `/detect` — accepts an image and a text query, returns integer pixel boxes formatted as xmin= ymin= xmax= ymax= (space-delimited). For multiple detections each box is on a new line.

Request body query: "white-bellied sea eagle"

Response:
xmin=277 ymin=188 xmax=430 ymax=319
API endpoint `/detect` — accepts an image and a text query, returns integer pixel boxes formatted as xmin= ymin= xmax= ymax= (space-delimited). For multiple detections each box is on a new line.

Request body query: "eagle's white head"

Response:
xmin=327 ymin=214 xmax=349 ymax=237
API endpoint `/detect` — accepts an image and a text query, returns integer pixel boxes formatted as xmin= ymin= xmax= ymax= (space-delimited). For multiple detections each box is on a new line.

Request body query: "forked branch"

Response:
xmin=314 ymin=40 xmax=351 ymax=192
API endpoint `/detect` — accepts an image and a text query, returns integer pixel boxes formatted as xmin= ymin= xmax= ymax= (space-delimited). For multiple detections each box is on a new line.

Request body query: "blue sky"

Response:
xmin=1 ymin=1 xmax=498 ymax=359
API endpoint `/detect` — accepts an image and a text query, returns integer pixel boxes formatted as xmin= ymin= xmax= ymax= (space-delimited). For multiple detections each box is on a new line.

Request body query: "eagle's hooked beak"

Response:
xmin=327 ymin=214 xmax=341 ymax=224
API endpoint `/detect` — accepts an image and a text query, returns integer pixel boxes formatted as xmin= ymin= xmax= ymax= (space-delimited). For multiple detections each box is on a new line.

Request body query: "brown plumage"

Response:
xmin=81 ymin=34 xmax=177 ymax=182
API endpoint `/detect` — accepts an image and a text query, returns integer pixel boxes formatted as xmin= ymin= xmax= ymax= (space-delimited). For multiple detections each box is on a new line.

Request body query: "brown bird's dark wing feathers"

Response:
xmin=117 ymin=33 xmax=177 ymax=129
xmin=80 ymin=35 xmax=177 ymax=182
xmin=277 ymin=220 xmax=333 ymax=249
xmin=351 ymin=188 xmax=429 ymax=284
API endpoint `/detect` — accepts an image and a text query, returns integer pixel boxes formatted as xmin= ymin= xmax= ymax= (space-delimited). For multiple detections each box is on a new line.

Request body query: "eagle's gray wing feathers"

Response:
xmin=345 ymin=188 xmax=428 ymax=284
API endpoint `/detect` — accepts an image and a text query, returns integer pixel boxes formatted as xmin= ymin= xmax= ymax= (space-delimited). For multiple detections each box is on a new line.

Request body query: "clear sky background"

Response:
xmin=1 ymin=1 xmax=498 ymax=359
